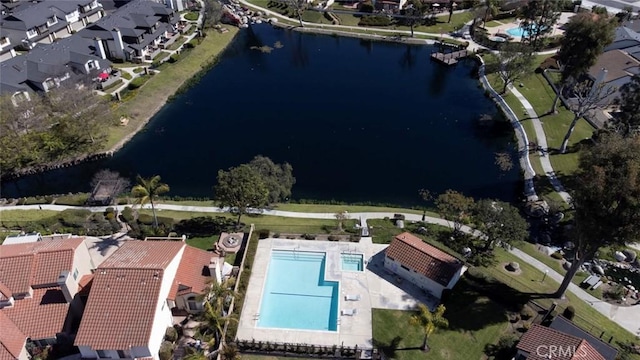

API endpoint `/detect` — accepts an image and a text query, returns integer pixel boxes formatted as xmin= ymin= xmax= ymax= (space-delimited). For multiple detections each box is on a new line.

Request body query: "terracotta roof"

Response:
xmin=0 ymin=255 xmax=33 ymax=295
xmin=589 ymin=50 xmax=640 ymax=83
xmin=169 ymin=246 xmax=214 ymax=300
xmin=517 ymin=324 xmax=605 ymax=360
xmin=0 ymin=283 xmax=11 ymax=301
xmin=385 ymin=232 xmax=462 ymax=286
xmin=75 ymin=268 xmax=165 ymax=349
xmin=0 ymin=311 xmax=26 ymax=360
xmin=2 ymin=287 xmax=69 ymax=340
xmin=99 ymin=240 xmax=184 ymax=269
xmin=0 ymin=237 xmax=86 ymax=295
xmin=549 ymin=316 xmax=618 ymax=360
xmin=77 ymin=274 xmax=94 ymax=296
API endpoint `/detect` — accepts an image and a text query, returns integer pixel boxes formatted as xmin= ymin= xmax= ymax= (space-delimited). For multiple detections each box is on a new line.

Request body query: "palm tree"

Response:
xmin=131 ymin=175 xmax=169 ymax=229
xmin=200 ymin=299 xmax=238 ymax=349
xmin=409 ymin=304 xmax=449 ymax=352
xmin=198 ymin=277 xmax=238 ymax=314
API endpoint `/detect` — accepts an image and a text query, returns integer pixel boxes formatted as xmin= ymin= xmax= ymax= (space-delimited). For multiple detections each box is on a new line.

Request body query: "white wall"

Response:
xmin=17 ymin=345 xmax=30 ymax=360
xmin=384 ymin=256 xmax=447 ymax=298
xmin=146 ymin=245 xmax=185 ymax=360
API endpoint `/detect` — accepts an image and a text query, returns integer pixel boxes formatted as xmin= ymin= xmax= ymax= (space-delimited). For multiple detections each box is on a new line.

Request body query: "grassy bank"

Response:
xmin=104 ymin=27 xmax=239 ymax=151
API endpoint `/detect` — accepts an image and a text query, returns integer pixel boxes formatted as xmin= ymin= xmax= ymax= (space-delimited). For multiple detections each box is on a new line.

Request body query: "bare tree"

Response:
xmin=284 ymin=0 xmax=306 ymax=27
xmin=334 ymin=211 xmax=350 ymax=232
xmin=90 ymin=169 xmax=131 ymax=198
xmin=559 ymin=81 xmax=616 ymax=153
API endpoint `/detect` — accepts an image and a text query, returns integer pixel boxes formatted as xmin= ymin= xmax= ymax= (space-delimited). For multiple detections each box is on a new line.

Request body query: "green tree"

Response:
xmin=402 ymin=0 xmax=427 ymax=37
xmin=519 ymin=0 xmax=561 ymax=50
xmin=612 ymin=73 xmax=640 ymax=136
xmin=559 ymin=80 xmax=616 ymax=153
xmin=200 ymin=297 xmax=238 ymax=348
xmin=248 ymin=155 xmax=296 ymax=204
xmin=551 ymin=12 xmax=616 ymax=112
xmin=285 ymin=0 xmax=306 ymax=27
xmin=482 ymin=0 xmax=501 ymax=28
xmin=493 ymin=43 xmax=534 ymax=94
xmin=409 ymin=304 xmax=449 ymax=352
xmin=199 ymin=277 xmax=238 ymax=315
xmin=214 ymin=164 xmax=269 ymax=224
xmin=435 ymin=190 xmax=475 ymax=234
xmin=202 ymin=0 xmax=222 ymax=29
xmin=473 ymin=199 xmax=529 ymax=251
xmin=554 ymin=134 xmax=640 ymax=298
xmin=131 ymin=175 xmax=170 ymax=229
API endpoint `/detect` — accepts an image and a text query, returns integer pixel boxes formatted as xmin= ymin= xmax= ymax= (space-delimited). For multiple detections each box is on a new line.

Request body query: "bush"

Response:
xmin=159 ymin=341 xmax=174 ymax=360
xmin=174 ymin=216 xmax=234 ymax=237
xmin=127 ymin=76 xmax=149 ymax=90
xmin=551 ymin=251 xmax=564 ymax=260
xmin=520 ymin=305 xmax=536 ymax=320
xmin=168 ymin=54 xmax=180 ymax=63
xmin=349 ymin=234 xmax=361 ymax=242
xmin=563 ymin=305 xmax=575 ymax=320
xmin=328 ymin=235 xmax=339 ymax=241
xmin=302 ymin=233 xmax=315 ymax=240
xmin=58 ymin=209 xmax=91 ymax=227
xmin=273 ymin=232 xmax=280 ymax=238
xmin=257 ymin=229 xmax=270 ymax=239
xmin=184 ymin=11 xmax=199 ymax=21
xmin=184 ymin=40 xmax=198 ymax=49
xmin=55 ymin=193 xmax=89 ymax=206
xmin=165 ymin=327 xmax=178 ymax=343
xmin=138 ymin=213 xmax=154 ymax=225
xmin=121 ymin=72 xmax=132 ymax=80
xmin=121 ymin=207 xmax=135 ymax=223
xmin=393 ymin=214 xmax=405 ymax=220
xmin=359 ymin=2 xmax=373 ymax=12
xmin=359 ymin=15 xmax=391 ymax=26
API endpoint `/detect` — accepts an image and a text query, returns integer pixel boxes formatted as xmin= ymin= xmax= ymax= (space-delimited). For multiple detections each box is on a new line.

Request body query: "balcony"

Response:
xmin=158 ymin=32 xmax=179 ymax=49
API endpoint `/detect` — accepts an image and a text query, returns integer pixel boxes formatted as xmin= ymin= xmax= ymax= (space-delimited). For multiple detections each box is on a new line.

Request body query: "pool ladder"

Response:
xmin=253 ymin=313 xmax=260 ymax=321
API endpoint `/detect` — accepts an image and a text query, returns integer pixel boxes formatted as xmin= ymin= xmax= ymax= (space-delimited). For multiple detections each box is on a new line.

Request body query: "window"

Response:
xmin=88 ymin=60 xmax=96 ymax=69
xmin=0 ymin=37 xmax=8 ymax=46
xmin=26 ymin=28 xmax=37 ymax=38
xmin=187 ymin=296 xmax=202 ymax=311
xmin=96 ymin=350 xmax=108 ymax=358
xmin=73 ymin=268 xmax=79 ymax=280
xmin=400 ymin=265 xmax=410 ymax=271
xmin=47 ymin=16 xmax=58 ymax=26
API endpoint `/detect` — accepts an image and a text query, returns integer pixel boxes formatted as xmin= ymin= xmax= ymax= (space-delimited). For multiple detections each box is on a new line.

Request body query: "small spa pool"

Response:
xmin=341 ymin=253 xmax=364 ymax=272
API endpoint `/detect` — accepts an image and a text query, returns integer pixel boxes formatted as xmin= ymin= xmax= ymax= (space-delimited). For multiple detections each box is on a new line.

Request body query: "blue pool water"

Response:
xmin=506 ymin=25 xmax=547 ymax=37
xmin=341 ymin=253 xmax=364 ymax=272
xmin=258 ymin=251 xmax=339 ymax=331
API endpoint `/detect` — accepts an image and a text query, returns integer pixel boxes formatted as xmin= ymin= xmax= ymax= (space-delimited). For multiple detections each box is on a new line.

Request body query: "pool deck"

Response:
xmin=236 ymin=237 xmax=438 ymax=349
xmin=485 ymin=12 xmax=574 ymax=40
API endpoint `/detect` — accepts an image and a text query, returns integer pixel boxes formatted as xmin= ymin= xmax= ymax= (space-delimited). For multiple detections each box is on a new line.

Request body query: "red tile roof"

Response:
xmin=99 ymin=240 xmax=184 ymax=269
xmin=517 ymin=324 xmax=605 ymax=360
xmin=2 ymin=287 xmax=70 ymax=340
xmin=75 ymin=241 xmax=185 ymax=350
xmin=0 ymin=283 xmax=11 ymax=302
xmin=0 ymin=311 xmax=26 ymax=360
xmin=77 ymin=274 xmax=94 ymax=296
xmin=75 ymin=268 xmax=165 ymax=349
xmin=169 ymin=246 xmax=215 ymax=300
xmin=385 ymin=232 xmax=463 ymax=286
xmin=0 ymin=237 xmax=85 ymax=295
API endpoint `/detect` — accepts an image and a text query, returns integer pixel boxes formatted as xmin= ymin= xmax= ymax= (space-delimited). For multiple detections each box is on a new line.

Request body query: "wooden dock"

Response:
xmin=430 ymin=50 xmax=469 ymax=66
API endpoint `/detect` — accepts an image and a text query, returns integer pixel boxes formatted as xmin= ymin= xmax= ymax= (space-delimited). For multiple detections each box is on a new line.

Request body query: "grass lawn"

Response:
xmin=400 ymin=11 xmax=474 ymax=34
xmin=517 ymin=243 xmax=602 ymax=299
xmin=373 ymin=279 xmax=509 ymax=360
xmin=185 ymin=235 xmax=219 ymax=251
xmin=273 ymin=203 xmax=428 ymax=215
xmin=167 ymin=36 xmax=188 ymax=51
xmin=139 ymin=209 xmax=356 ymax=234
xmin=0 ymin=210 xmax=60 ymax=223
xmin=103 ymin=27 xmax=239 ymax=151
xmin=478 ymin=248 xmax=640 ymax=358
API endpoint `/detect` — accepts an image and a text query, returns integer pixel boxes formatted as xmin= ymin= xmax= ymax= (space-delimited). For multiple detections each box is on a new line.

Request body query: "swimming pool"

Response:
xmin=506 ymin=25 xmax=547 ymax=38
xmin=341 ymin=253 xmax=364 ymax=272
xmin=258 ymin=250 xmax=339 ymax=331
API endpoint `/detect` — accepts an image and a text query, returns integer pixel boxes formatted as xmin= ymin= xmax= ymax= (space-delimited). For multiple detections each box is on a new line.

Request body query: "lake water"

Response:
xmin=1 ymin=25 xmax=521 ymax=206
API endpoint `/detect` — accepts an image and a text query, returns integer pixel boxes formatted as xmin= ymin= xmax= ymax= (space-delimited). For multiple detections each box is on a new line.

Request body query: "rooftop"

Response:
xmin=517 ymin=324 xmax=606 ymax=360
xmin=0 ymin=311 xmax=26 ymax=360
xmin=169 ymin=246 xmax=215 ymax=300
xmin=99 ymin=240 xmax=184 ymax=269
xmin=385 ymin=232 xmax=462 ymax=286
xmin=589 ymin=50 xmax=640 ymax=83
xmin=2 ymin=287 xmax=70 ymax=340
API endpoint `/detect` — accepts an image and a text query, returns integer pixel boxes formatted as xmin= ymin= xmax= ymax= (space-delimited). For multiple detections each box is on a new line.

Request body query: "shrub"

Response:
xmin=138 ymin=213 xmax=154 ymax=225
xmin=359 ymin=15 xmax=391 ymax=26
xmin=273 ymin=232 xmax=280 ymax=238
xmin=121 ymin=72 xmax=132 ymax=80
xmin=165 ymin=327 xmax=178 ymax=343
xmin=159 ymin=341 xmax=174 ymax=360
xmin=302 ymin=233 xmax=315 ymax=240
xmin=157 ymin=216 xmax=175 ymax=228
xmin=393 ymin=214 xmax=405 ymax=220
xmin=55 ymin=193 xmax=89 ymax=206
xmin=58 ymin=209 xmax=91 ymax=227
xmin=184 ymin=40 xmax=197 ymax=49
xmin=121 ymin=207 xmax=135 ymax=223
xmin=359 ymin=2 xmax=373 ymax=12
xmin=168 ymin=54 xmax=180 ymax=63
xmin=184 ymin=11 xmax=199 ymax=21
xmin=328 ymin=235 xmax=339 ymax=241
xmin=349 ymin=234 xmax=361 ymax=242
xmin=174 ymin=216 xmax=234 ymax=237
xmin=563 ymin=305 xmax=575 ymax=320
xmin=551 ymin=251 xmax=564 ymax=260
xmin=257 ymin=229 xmax=270 ymax=239
xmin=127 ymin=76 xmax=148 ymax=90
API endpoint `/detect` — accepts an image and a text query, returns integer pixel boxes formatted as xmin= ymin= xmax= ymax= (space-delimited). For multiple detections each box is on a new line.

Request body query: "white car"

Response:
xmin=462 ymin=31 xmax=471 ymax=40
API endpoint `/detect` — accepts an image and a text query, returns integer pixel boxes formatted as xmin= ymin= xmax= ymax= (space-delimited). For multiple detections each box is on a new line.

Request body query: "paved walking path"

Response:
xmin=509 ymin=86 xmax=572 ymax=203
xmin=2 ymin=203 xmax=638 ymax=334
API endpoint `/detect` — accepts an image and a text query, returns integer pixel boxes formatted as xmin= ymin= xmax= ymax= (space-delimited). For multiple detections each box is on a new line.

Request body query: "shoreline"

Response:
xmin=1 ymin=27 xmax=240 ymax=182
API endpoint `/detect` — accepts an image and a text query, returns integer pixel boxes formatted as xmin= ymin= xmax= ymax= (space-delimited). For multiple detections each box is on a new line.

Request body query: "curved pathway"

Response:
xmin=1 ymin=203 xmax=637 ymax=335
xmin=509 ymin=86 xmax=572 ymax=203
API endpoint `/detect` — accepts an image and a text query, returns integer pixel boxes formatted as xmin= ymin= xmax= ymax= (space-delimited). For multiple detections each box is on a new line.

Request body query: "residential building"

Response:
xmin=0 ymin=28 xmax=18 ymax=62
xmin=0 ymin=34 xmax=111 ymax=96
xmin=604 ymin=22 xmax=640 ymax=53
xmin=515 ymin=319 xmax=618 ymax=360
xmin=0 ymin=0 xmax=103 ymax=54
xmin=77 ymin=0 xmax=178 ymax=62
xmin=384 ymin=232 xmax=467 ymax=299
xmin=0 ymin=236 xmax=94 ymax=356
xmin=75 ymin=240 xmax=220 ymax=360
xmin=548 ymin=316 xmax=618 ymax=360
xmin=588 ymin=49 xmax=640 ymax=104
